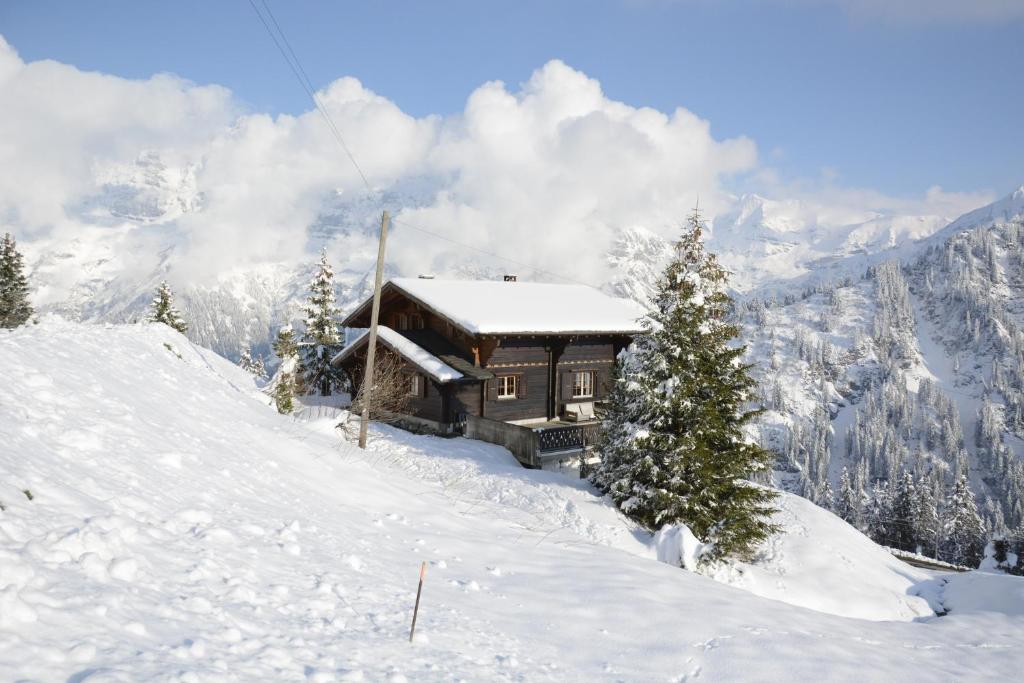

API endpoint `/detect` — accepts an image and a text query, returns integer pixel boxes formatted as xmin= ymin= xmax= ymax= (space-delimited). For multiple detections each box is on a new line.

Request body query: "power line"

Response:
xmin=249 ymin=0 xmax=371 ymax=192
xmin=245 ymin=1 xmax=598 ymax=289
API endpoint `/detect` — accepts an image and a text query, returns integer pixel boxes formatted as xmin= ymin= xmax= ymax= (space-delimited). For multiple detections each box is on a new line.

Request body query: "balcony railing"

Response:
xmin=535 ymin=423 xmax=602 ymax=453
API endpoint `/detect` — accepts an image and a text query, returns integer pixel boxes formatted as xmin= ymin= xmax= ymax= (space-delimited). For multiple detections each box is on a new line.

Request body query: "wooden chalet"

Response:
xmin=332 ymin=277 xmax=644 ymax=472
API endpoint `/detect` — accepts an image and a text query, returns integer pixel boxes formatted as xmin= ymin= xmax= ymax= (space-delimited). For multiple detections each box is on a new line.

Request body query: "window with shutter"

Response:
xmin=560 ymin=372 xmax=573 ymax=400
xmin=496 ymin=375 xmax=518 ymax=400
xmin=407 ymin=374 xmax=420 ymax=397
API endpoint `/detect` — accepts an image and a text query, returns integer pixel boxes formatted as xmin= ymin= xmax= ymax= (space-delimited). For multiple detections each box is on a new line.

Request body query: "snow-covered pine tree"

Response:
xmin=912 ymin=476 xmax=940 ymax=558
xmin=1010 ymin=523 xmax=1024 ymax=576
xmin=238 ymin=347 xmax=268 ymax=380
xmin=271 ymin=325 xmax=300 ymax=414
xmin=148 ymin=281 xmax=187 ymax=334
xmin=273 ymin=325 xmax=299 ymax=366
xmin=992 ymin=535 xmax=1011 ymax=572
xmin=300 ymin=249 xmax=346 ymax=396
xmin=252 ymin=355 xmax=267 ymax=380
xmin=592 ymin=207 xmax=778 ymax=563
xmin=866 ymin=481 xmax=893 ymax=547
xmin=0 ymin=232 xmax=33 ymax=329
xmin=888 ymin=471 xmax=917 ymax=552
xmin=239 ymin=348 xmax=255 ymax=373
xmin=273 ymin=375 xmax=295 ymax=414
xmin=835 ymin=467 xmax=861 ymax=528
xmin=820 ymin=480 xmax=835 ymax=511
xmin=943 ymin=475 xmax=986 ymax=567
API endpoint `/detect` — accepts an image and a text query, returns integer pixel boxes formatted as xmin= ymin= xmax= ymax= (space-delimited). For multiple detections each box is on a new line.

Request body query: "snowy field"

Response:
xmin=2 ymin=320 xmax=1024 ymax=681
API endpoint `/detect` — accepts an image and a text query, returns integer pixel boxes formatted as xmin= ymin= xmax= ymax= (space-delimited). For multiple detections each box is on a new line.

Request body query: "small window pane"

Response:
xmin=573 ymin=371 xmax=593 ymax=398
xmin=497 ymin=375 xmax=518 ymax=399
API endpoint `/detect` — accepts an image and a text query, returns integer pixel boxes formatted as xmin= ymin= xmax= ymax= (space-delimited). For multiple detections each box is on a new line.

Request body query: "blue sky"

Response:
xmin=1 ymin=0 xmax=1022 ymax=199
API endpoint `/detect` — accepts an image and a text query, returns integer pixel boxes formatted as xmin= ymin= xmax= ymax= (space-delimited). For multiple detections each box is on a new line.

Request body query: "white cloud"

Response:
xmin=0 ymin=40 xmax=758 ymax=286
xmin=0 ymin=34 xmax=999 ymax=292
xmin=0 ymin=36 xmax=236 ymax=235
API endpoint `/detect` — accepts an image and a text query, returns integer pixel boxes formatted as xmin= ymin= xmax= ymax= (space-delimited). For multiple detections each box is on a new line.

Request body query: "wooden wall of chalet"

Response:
xmin=556 ymin=336 xmax=615 ymax=409
xmin=483 ymin=338 xmax=550 ymax=421
xmin=403 ymin=371 xmax=444 ymax=423
xmin=448 ymin=382 xmax=482 ymax=423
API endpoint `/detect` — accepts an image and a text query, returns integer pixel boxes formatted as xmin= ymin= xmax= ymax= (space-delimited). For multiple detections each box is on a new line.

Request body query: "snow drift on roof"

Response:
xmin=333 ymin=326 xmax=464 ymax=382
xmin=388 ymin=277 xmax=646 ymax=335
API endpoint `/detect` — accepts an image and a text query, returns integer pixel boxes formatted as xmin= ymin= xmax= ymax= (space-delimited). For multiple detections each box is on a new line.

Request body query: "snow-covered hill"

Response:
xmin=2 ymin=320 xmax=1023 ymax=680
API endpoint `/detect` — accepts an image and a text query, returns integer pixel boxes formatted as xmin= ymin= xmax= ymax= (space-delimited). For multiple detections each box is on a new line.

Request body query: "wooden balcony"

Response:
xmin=464 ymin=415 xmax=602 ymax=470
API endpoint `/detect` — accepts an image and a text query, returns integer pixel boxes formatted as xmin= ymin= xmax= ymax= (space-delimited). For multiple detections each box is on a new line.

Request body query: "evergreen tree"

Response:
xmin=1010 ymin=523 xmax=1024 ymax=576
xmin=592 ymin=207 xmax=778 ymax=563
xmin=0 ymin=232 xmax=33 ymax=329
xmin=239 ymin=348 xmax=255 ymax=373
xmin=300 ymin=249 xmax=346 ymax=396
xmin=866 ymin=481 xmax=893 ymax=547
xmin=820 ymin=480 xmax=835 ymax=511
xmin=912 ymin=477 xmax=940 ymax=558
xmin=270 ymin=325 xmax=301 ymax=413
xmin=148 ymin=281 xmax=187 ymax=334
xmin=238 ymin=347 xmax=268 ymax=380
xmin=992 ymin=535 xmax=1011 ymax=572
xmin=943 ymin=475 xmax=986 ymax=567
xmin=273 ymin=374 xmax=295 ymax=414
xmin=835 ymin=467 xmax=861 ymax=529
xmin=889 ymin=472 xmax=917 ymax=552
xmin=273 ymin=325 xmax=299 ymax=362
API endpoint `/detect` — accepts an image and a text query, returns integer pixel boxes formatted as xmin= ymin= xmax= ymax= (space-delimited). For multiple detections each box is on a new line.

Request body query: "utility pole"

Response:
xmin=358 ymin=210 xmax=390 ymax=449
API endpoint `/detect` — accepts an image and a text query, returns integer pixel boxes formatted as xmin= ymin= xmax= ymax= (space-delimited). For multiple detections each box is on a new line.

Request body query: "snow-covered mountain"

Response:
xmin=12 ymin=149 xmax=982 ymax=363
xmin=736 ymin=186 xmax=1024 ymax=550
xmin=710 ymin=193 xmax=952 ymax=291
xmin=4 ymin=319 xmax=1023 ymax=680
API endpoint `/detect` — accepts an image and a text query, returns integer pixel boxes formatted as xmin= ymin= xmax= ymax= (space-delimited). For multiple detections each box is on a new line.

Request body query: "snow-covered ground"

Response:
xmin=2 ymin=320 xmax=1024 ymax=681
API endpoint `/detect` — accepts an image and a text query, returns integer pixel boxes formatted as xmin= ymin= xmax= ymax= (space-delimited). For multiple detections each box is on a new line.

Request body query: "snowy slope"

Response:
xmin=709 ymin=493 xmax=934 ymax=621
xmin=3 ymin=321 xmax=1024 ymax=680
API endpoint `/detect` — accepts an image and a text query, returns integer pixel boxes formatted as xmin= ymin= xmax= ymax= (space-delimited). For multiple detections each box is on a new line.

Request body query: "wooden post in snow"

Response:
xmin=409 ymin=561 xmax=427 ymax=643
xmin=358 ymin=210 xmax=390 ymax=449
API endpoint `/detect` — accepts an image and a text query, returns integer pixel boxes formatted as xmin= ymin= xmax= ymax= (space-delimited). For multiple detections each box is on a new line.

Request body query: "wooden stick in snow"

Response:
xmin=409 ymin=561 xmax=427 ymax=643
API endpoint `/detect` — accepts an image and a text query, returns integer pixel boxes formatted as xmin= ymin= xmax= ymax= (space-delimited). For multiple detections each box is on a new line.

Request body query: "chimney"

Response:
xmin=503 ymin=275 xmax=517 ymax=282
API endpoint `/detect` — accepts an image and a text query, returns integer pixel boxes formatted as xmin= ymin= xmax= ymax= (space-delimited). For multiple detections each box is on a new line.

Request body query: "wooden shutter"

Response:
xmin=487 ymin=379 xmax=498 ymax=402
xmin=560 ymin=371 xmax=573 ymax=401
xmin=419 ymin=374 xmax=428 ymax=398
xmin=517 ymin=373 xmax=527 ymax=399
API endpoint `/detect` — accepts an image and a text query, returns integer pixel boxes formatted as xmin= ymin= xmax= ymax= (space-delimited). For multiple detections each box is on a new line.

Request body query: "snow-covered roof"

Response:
xmin=332 ymin=325 xmax=464 ymax=383
xmin=346 ymin=278 xmax=645 ymax=335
